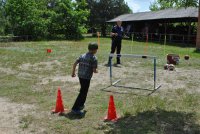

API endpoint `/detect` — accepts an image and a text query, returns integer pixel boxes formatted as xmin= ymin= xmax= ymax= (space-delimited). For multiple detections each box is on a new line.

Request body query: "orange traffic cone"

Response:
xmin=104 ymin=95 xmax=119 ymax=121
xmin=52 ymin=87 xmax=67 ymax=114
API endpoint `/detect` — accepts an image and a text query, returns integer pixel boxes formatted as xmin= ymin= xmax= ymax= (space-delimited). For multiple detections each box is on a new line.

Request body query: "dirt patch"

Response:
xmin=19 ymin=63 xmax=32 ymax=71
xmin=0 ymin=97 xmax=49 ymax=134
xmin=0 ymin=67 xmax=17 ymax=75
xmin=37 ymin=65 xmax=111 ymax=87
xmin=17 ymin=72 xmax=32 ymax=77
xmin=34 ymin=63 xmax=200 ymax=93
xmin=19 ymin=60 xmax=61 ymax=71
xmin=92 ymin=64 xmax=200 ymax=93
xmin=18 ymin=61 xmax=200 ymax=94
xmin=90 ymin=65 xmax=112 ymax=88
xmin=0 ymin=67 xmax=34 ymax=80
xmin=157 ymin=68 xmax=200 ymax=92
xmin=0 ymin=97 xmax=35 ymax=134
xmin=37 ymin=75 xmax=79 ymax=85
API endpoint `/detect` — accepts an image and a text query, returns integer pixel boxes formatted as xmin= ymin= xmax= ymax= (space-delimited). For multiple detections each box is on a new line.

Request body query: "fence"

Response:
xmin=126 ymin=32 xmax=196 ymax=46
xmin=0 ymin=35 xmax=33 ymax=42
xmin=1 ymin=33 xmax=197 ymax=46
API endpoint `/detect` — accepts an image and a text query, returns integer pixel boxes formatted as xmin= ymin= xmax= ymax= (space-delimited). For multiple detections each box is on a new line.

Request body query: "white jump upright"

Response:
xmin=108 ymin=54 xmax=161 ymax=91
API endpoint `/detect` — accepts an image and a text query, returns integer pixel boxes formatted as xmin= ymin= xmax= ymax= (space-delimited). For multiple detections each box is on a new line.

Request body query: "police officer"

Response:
xmin=109 ymin=19 xmax=123 ymax=65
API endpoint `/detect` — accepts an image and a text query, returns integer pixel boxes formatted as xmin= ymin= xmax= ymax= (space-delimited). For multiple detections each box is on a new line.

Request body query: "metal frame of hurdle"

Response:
xmin=109 ymin=54 xmax=162 ymax=91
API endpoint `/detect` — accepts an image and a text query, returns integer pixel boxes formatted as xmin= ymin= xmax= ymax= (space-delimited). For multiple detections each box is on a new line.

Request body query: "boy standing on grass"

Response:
xmin=71 ymin=42 xmax=98 ymax=115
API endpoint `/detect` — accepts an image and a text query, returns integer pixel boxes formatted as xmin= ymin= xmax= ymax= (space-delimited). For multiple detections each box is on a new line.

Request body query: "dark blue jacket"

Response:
xmin=111 ymin=25 xmax=123 ymax=40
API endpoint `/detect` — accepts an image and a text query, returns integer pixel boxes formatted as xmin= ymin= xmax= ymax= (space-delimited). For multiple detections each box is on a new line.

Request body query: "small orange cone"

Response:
xmin=104 ymin=95 xmax=119 ymax=121
xmin=52 ymin=87 xmax=67 ymax=114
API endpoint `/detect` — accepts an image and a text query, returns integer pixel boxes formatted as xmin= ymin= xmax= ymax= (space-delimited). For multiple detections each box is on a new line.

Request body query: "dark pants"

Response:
xmin=109 ymin=39 xmax=122 ymax=64
xmin=72 ymin=78 xmax=90 ymax=110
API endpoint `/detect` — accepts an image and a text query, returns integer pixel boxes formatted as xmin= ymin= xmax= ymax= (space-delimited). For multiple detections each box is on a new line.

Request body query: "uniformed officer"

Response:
xmin=109 ymin=19 xmax=123 ymax=65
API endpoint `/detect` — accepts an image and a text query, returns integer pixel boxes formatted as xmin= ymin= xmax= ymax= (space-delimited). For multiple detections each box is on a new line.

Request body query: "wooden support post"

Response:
xmin=196 ymin=0 xmax=200 ymax=50
xmin=187 ymin=21 xmax=191 ymax=45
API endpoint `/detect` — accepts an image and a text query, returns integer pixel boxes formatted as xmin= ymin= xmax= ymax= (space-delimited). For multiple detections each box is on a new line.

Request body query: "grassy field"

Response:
xmin=0 ymin=37 xmax=200 ymax=134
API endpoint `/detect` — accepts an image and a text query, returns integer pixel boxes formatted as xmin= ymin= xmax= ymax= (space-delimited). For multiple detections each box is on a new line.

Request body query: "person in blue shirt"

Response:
xmin=108 ymin=19 xmax=123 ymax=65
xmin=71 ymin=42 xmax=98 ymax=115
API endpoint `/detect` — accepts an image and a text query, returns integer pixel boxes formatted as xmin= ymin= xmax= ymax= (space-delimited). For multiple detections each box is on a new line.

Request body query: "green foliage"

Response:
xmin=150 ymin=0 xmax=199 ymax=11
xmin=86 ymin=0 xmax=132 ymax=36
xmin=0 ymin=0 xmax=89 ymax=40
xmin=0 ymin=0 xmax=7 ymax=35
xmin=5 ymin=0 xmax=47 ymax=39
xmin=47 ymin=0 xmax=89 ymax=40
xmin=179 ymin=0 xmax=199 ymax=7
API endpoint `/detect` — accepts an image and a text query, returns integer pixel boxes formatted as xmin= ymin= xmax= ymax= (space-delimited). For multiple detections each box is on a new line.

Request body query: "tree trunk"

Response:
xmin=101 ymin=23 xmax=107 ymax=37
xmin=196 ymin=0 xmax=200 ymax=50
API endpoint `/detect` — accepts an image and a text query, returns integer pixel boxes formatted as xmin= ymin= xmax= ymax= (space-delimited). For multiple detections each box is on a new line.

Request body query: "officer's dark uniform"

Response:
xmin=110 ymin=25 xmax=123 ymax=64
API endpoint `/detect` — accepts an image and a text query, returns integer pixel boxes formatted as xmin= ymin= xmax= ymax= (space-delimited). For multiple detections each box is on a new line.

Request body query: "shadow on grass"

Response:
xmin=193 ymin=49 xmax=200 ymax=53
xmin=102 ymin=109 xmax=200 ymax=134
xmin=60 ymin=110 xmax=87 ymax=120
xmin=100 ymin=85 xmax=142 ymax=95
xmin=100 ymin=85 xmax=160 ymax=96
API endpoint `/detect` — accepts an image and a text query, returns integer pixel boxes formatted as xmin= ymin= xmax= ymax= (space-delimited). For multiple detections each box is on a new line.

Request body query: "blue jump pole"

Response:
xmin=109 ymin=56 xmax=112 ymax=85
xmin=154 ymin=58 xmax=156 ymax=89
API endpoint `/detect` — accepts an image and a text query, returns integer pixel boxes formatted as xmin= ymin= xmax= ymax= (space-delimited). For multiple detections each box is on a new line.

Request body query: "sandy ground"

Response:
xmin=0 ymin=98 xmax=34 ymax=134
xmin=91 ymin=63 xmax=200 ymax=94
xmin=0 ymin=97 xmax=49 ymax=134
xmin=3 ymin=59 xmax=200 ymax=92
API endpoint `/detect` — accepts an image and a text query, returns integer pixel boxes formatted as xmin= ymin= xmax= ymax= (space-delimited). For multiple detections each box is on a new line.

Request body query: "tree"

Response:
xmin=150 ymin=0 xmax=198 ymax=11
xmin=5 ymin=0 xmax=48 ymax=39
xmin=179 ymin=0 xmax=198 ymax=7
xmin=0 ymin=0 xmax=7 ymax=35
xmin=4 ymin=0 xmax=89 ymax=40
xmin=86 ymin=0 xmax=132 ymax=36
xmin=150 ymin=0 xmax=199 ymax=49
xmin=150 ymin=0 xmax=177 ymax=11
xmin=47 ymin=0 xmax=89 ymax=40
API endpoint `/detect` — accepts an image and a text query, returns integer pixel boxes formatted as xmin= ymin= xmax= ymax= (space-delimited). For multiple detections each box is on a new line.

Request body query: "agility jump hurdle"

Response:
xmin=109 ymin=54 xmax=161 ymax=91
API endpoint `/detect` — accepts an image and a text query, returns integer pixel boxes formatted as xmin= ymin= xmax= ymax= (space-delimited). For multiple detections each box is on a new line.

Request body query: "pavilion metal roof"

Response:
xmin=107 ymin=7 xmax=198 ymax=22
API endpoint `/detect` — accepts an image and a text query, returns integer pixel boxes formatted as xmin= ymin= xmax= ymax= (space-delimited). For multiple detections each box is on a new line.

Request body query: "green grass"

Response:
xmin=0 ymin=38 xmax=200 ymax=133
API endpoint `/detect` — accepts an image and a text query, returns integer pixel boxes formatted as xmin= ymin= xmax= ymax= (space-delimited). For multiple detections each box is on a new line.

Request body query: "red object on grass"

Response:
xmin=104 ymin=95 xmax=119 ymax=121
xmin=47 ymin=49 xmax=52 ymax=53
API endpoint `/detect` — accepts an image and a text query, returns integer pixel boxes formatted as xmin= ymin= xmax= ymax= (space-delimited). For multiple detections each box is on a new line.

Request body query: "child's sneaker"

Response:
xmin=71 ymin=110 xmax=84 ymax=116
